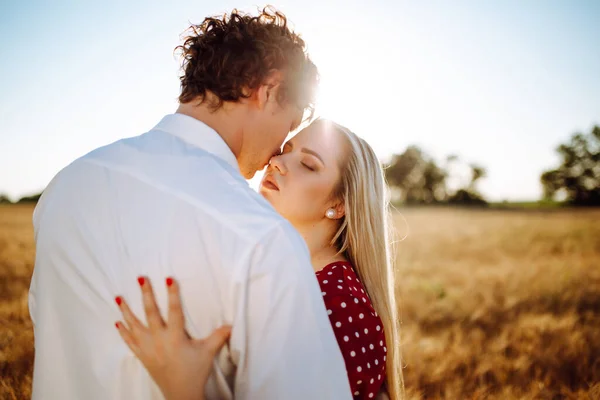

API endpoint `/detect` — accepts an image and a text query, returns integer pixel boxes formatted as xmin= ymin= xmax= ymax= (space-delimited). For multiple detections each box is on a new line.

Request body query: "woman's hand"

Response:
xmin=115 ymin=277 xmax=231 ymax=400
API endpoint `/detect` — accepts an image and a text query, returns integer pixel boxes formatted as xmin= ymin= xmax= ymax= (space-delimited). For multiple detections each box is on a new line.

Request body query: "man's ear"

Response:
xmin=253 ymin=69 xmax=283 ymax=110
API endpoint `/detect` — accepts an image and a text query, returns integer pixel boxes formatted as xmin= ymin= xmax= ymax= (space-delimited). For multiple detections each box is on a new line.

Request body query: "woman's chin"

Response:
xmin=259 ymin=186 xmax=274 ymax=198
xmin=259 ymin=187 xmax=279 ymax=206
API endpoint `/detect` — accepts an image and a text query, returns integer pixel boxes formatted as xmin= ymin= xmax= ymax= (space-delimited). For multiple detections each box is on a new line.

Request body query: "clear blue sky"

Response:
xmin=1 ymin=0 xmax=599 ymax=201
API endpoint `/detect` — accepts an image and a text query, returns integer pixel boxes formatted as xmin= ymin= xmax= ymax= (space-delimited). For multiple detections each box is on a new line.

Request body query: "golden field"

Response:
xmin=1 ymin=204 xmax=599 ymax=399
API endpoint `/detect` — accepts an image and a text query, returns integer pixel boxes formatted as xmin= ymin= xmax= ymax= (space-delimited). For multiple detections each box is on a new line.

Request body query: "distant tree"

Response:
xmin=446 ymin=163 xmax=488 ymax=206
xmin=384 ymin=146 xmax=447 ymax=204
xmin=447 ymin=189 xmax=487 ymax=206
xmin=541 ymin=125 xmax=600 ymax=206
xmin=469 ymin=164 xmax=487 ymax=192
xmin=446 ymin=154 xmax=459 ymax=164
xmin=0 ymin=194 xmax=12 ymax=204
xmin=384 ymin=146 xmax=488 ymax=206
xmin=422 ymin=160 xmax=448 ymax=203
xmin=17 ymin=192 xmax=42 ymax=203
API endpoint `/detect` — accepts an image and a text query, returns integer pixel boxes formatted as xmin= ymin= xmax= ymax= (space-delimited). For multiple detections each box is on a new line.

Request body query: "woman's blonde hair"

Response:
xmin=318 ymin=119 xmax=404 ymax=399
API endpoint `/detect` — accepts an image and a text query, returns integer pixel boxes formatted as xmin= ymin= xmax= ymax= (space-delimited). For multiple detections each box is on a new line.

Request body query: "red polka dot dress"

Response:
xmin=316 ymin=261 xmax=387 ymax=399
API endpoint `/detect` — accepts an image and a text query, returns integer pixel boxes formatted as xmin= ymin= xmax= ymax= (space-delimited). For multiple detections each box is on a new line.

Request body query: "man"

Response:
xmin=29 ymin=7 xmax=352 ymax=400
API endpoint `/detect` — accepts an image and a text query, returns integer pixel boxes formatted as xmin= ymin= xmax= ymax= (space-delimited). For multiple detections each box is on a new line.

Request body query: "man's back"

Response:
xmin=29 ymin=114 xmax=352 ymax=399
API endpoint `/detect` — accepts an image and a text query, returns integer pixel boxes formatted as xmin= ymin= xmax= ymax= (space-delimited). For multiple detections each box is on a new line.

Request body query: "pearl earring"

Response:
xmin=325 ymin=208 xmax=336 ymax=219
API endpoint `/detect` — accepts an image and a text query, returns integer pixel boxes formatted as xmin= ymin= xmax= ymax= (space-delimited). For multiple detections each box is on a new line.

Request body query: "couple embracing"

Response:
xmin=29 ymin=6 xmax=403 ymax=400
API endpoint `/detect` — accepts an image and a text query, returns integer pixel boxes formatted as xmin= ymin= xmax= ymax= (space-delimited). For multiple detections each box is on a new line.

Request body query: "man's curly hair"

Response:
xmin=176 ymin=6 xmax=318 ymax=117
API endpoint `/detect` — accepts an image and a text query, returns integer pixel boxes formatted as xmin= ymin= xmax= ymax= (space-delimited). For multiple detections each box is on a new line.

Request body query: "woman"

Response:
xmin=115 ymin=119 xmax=404 ymax=399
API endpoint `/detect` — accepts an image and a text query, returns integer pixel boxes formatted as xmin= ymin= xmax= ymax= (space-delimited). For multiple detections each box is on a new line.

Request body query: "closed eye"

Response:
xmin=302 ymin=162 xmax=315 ymax=171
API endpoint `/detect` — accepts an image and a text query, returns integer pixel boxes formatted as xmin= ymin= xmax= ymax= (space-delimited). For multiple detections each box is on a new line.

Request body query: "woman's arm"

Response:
xmin=115 ymin=277 xmax=231 ymax=400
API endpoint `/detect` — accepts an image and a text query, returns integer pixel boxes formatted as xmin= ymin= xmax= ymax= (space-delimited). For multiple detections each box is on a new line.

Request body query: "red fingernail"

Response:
xmin=166 ymin=277 xmax=173 ymax=287
xmin=115 ymin=296 xmax=122 ymax=306
xmin=115 ymin=322 xmax=120 ymax=329
xmin=137 ymin=277 xmax=145 ymax=286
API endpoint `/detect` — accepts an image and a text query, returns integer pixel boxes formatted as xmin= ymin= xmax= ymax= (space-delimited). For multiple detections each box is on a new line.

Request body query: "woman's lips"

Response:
xmin=262 ymin=176 xmax=279 ymax=191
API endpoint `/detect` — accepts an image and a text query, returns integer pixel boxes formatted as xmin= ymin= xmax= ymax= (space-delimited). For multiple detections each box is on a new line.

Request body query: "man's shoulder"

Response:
xmin=38 ymin=128 xmax=296 ymax=245
xmin=211 ymin=180 xmax=297 ymax=242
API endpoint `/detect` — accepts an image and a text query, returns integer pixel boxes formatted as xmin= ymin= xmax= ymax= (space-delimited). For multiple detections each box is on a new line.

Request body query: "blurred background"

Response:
xmin=1 ymin=0 xmax=599 ymax=399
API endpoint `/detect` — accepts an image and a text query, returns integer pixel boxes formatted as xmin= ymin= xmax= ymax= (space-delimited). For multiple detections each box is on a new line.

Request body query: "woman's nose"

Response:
xmin=270 ymin=154 xmax=288 ymax=175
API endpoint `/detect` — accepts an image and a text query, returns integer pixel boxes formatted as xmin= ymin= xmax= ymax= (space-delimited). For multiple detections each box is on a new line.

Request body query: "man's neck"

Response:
xmin=176 ymin=100 xmax=244 ymax=160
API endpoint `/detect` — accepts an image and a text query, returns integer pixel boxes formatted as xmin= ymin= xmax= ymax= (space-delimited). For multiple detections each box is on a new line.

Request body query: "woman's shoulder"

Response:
xmin=317 ymin=261 xmax=379 ymax=320
xmin=316 ymin=261 xmax=362 ymax=290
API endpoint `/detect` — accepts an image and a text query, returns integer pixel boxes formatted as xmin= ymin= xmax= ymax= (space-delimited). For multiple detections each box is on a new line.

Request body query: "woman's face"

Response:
xmin=259 ymin=121 xmax=346 ymax=226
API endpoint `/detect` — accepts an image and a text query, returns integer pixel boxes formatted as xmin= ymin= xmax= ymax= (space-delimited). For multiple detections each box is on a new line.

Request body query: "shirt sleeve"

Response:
xmin=230 ymin=220 xmax=353 ymax=400
xmin=324 ymin=293 xmax=387 ymax=399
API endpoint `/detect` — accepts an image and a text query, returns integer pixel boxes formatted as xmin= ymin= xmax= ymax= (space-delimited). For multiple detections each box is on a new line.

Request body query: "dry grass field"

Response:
xmin=1 ymin=204 xmax=599 ymax=399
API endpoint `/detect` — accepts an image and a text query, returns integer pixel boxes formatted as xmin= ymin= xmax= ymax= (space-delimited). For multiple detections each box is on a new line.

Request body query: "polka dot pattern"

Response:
xmin=316 ymin=261 xmax=387 ymax=400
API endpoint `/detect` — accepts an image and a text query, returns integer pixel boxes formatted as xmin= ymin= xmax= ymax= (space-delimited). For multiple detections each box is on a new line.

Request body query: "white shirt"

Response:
xmin=29 ymin=113 xmax=352 ymax=400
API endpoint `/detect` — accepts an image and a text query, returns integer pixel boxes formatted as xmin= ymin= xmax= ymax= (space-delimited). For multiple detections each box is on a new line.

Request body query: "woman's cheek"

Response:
xmin=306 ymin=180 xmax=331 ymax=203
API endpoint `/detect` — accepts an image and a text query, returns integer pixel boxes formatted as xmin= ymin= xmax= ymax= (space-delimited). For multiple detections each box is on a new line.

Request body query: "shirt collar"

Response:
xmin=153 ymin=113 xmax=240 ymax=173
